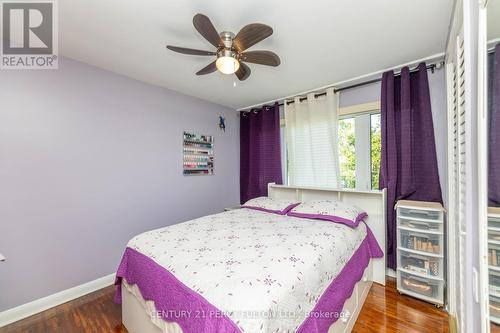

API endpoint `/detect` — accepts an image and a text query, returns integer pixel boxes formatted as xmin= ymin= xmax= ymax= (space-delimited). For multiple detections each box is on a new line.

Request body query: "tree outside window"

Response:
xmin=339 ymin=118 xmax=356 ymax=189
xmin=371 ymin=114 xmax=381 ymax=190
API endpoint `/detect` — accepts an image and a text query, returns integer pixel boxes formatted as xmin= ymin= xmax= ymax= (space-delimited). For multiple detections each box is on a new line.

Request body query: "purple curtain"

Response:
xmin=379 ymin=62 xmax=443 ymax=269
xmin=240 ymin=103 xmax=282 ymax=204
xmin=489 ymin=44 xmax=500 ymax=207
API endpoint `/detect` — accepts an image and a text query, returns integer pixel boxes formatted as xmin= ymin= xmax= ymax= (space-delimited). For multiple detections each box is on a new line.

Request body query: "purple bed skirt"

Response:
xmin=115 ymin=226 xmax=383 ymax=333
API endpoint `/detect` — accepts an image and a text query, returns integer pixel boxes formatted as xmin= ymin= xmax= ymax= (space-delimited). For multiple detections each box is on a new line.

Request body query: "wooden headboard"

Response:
xmin=268 ymin=183 xmax=387 ymax=285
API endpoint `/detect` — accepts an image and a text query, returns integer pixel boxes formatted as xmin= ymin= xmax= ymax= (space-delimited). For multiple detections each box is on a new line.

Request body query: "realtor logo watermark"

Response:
xmin=1 ymin=0 xmax=58 ymax=69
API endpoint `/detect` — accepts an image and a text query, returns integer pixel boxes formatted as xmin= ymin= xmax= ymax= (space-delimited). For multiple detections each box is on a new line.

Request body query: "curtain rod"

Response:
xmin=237 ymin=52 xmax=444 ymax=112
xmin=241 ymin=61 xmax=443 ymax=112
xmin=489 ymin=38 xmax=500 ymax=49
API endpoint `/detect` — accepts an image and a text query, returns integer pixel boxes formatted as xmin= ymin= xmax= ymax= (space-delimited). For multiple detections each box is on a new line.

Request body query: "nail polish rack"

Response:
xmin=183 ymin=131 xmax=214 ymax=176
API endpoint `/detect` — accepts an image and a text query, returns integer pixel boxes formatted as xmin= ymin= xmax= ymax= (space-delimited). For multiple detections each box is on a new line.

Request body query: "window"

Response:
xmin=281 ymin=102 xmax=381 ymax=191
xmin=339 ymin=118 xmax=356 ymax=188
xmin=370 ymin=114 xmax=381 ymax=190
xmin=338 ymin=111 xmax=381 ymax=190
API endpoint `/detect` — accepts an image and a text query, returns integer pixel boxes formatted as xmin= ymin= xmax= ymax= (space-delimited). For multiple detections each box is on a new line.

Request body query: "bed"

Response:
xmin=115 ymin=184 xmax=386 ymax=333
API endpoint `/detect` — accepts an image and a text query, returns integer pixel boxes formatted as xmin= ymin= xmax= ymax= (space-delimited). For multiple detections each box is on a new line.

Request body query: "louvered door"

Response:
xmin=448 ymin=33 xmax=466 ymax=332
xmin=456 ymin=34 xmax=467 ymax=333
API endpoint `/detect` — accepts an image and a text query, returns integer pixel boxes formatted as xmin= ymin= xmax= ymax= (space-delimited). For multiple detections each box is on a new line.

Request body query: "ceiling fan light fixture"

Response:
xmin=215 ymin=49 xmax=239 ymax=74
xmin=216 ymin=56 xmax=240 ymax=74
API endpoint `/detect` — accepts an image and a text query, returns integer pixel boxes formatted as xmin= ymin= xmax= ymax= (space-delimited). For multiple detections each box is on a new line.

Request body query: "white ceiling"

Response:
xmin=60 ymin=0 xmax=454 ymax=110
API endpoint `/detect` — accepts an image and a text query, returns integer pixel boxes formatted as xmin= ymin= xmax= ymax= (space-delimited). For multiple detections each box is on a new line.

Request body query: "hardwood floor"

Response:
xmin=0 ymin=278 xmax=448 ymax=333
xmin=0 ymin=286 xmax=126 ymax=333
xmin=353 ymin=279 xmax=448 ymax=333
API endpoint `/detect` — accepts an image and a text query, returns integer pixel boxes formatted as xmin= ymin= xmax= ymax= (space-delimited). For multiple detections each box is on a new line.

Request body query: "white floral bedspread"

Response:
xmin=127 ymin=208 xmax=368 ymax=333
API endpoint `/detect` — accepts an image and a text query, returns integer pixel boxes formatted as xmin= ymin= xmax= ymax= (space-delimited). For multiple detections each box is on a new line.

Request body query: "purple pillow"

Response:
xmin=287 ymin=200 xmax=368 ymax=228
xmin=242 ymin=197 xmax=300 ymax=215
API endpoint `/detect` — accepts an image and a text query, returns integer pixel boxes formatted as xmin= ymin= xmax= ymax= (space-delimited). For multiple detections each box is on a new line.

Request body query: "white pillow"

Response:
xmin=287 ymin=200 xmax=367 ymax=228
xmin=241 ymin=197 xmax=300 ymax=215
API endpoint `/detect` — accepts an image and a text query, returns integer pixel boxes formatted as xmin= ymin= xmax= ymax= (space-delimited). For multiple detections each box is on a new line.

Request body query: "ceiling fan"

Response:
xmin=166 ymin=14 xmax=280 ymax=81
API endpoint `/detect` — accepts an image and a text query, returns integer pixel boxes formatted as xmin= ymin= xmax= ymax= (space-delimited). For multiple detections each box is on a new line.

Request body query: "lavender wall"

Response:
xmin=0 ymin=58 xmax=240 ymax=312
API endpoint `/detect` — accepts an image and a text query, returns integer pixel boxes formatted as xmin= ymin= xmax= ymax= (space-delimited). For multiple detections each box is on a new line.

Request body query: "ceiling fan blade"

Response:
xmin=193 ymin=14 xmax=223 ymax=48
xmin=166 ymin=45 xmax=216 ymax=56
xmin=196 ymin=61 xmax=217 ymax=75
xmin=240 ymin=50 xmax=280 ymax=66
xmin=233 ymin=24 xmax=273 ymax=52
xmin=235 ymin=62 xmax=251 ymax=81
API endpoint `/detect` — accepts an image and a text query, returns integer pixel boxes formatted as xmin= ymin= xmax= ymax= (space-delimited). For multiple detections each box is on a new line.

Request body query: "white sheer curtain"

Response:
xmin=284 ymin=87 xmax=340 ymax=187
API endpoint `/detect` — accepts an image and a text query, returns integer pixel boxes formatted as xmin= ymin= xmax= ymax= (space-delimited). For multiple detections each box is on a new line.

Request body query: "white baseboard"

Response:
xmin=386 ymin=268 xmax=397 ymax=278
xmin=0 ymin=273 xmax=115 ymax=327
